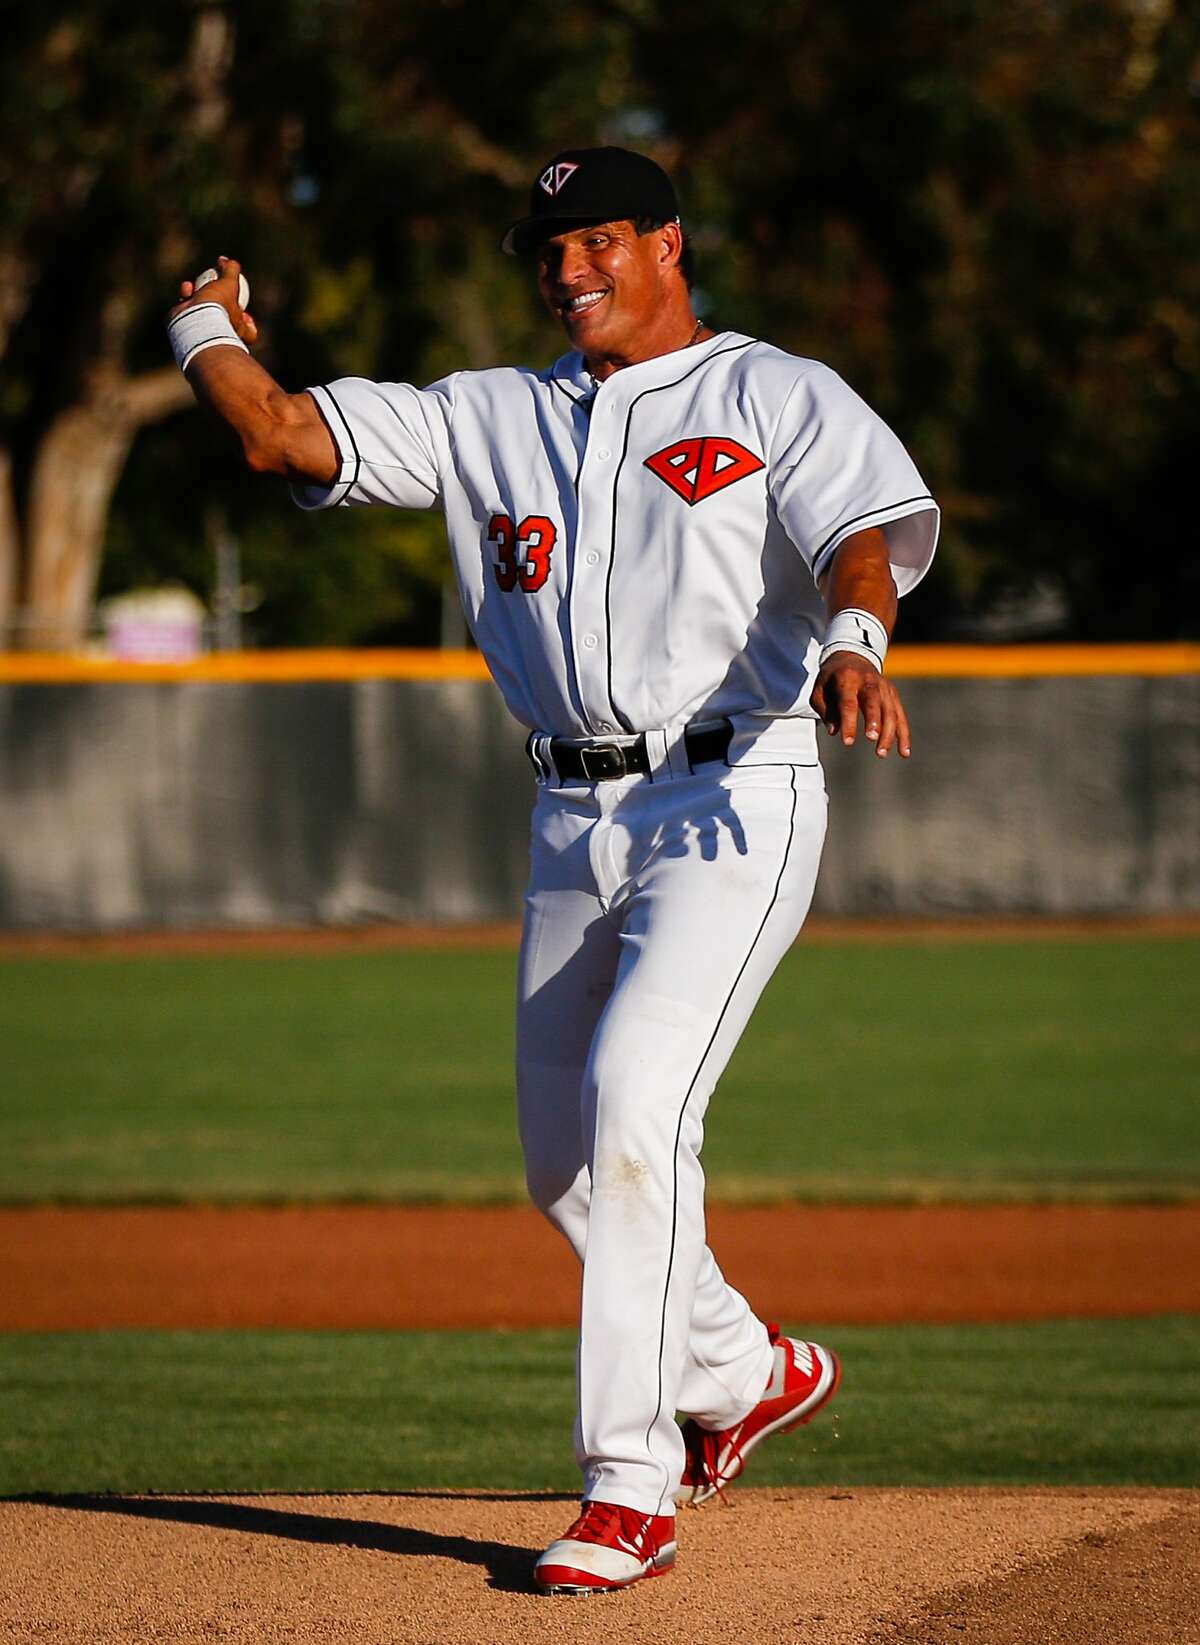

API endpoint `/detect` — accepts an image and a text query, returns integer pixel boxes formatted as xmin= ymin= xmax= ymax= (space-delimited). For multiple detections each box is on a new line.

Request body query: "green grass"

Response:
xmin=0 ymin=937 xmax=1196 ymax=1202
xmin=2 ymin=1317 xmax=1197 ymax=1495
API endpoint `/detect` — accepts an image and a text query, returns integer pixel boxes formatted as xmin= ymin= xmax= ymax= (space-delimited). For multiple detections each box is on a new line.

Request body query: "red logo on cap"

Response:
xmin=539 ymin=161 xmax=579 ymax=197
xmin=643 ymin=437 xmax=765 ymax=506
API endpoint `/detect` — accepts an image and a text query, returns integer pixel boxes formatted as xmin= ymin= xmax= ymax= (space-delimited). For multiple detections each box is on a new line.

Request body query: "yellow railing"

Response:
xmin=0 ymin=643 xmax=1196 ymax=683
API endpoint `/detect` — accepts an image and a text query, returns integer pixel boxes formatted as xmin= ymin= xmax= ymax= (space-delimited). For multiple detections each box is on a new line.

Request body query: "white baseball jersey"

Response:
xmin=294 ymin=331 xmax=938 ymax=760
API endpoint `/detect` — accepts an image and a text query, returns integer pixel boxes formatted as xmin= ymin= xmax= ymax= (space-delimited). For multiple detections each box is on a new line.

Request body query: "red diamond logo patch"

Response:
xmin=643 ymin=437 xmax=765 ymax=505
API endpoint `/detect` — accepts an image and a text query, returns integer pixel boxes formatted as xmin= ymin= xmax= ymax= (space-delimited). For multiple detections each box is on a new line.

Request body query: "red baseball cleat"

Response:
xmin=676 ymin=1327 xmax=841 ymax=1506
xmin=534 ymin=1500 xmax=677 ymax=1594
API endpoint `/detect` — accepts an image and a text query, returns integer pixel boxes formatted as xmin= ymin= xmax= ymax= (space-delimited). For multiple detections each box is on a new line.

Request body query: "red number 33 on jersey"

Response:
xmin=489 ymin=513 xmax=558 ymax=593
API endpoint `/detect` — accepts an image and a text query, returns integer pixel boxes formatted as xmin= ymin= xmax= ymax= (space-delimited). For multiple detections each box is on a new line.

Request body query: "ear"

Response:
xmin=657 ymin=220 xmax=684 ymax=273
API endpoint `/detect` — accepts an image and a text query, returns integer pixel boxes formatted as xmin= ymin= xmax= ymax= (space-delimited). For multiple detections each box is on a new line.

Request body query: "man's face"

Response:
xmin=535 ymin=220 xmax=677 ymax=356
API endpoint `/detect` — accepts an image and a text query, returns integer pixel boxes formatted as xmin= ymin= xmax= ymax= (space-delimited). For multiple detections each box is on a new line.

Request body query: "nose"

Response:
xmin=555 ymin=240 xmax=592 ymax=289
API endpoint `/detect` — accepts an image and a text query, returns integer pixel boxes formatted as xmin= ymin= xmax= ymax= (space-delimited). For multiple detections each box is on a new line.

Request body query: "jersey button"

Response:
xmin=583 ymin=634 xmax=598 ymax=649
xmin=596 ymin=721 xmax=614 ymax=732
xmin=585 ymin=551 xmax=600 ymax=565
xmin=595 ymin=447 xmax=611 ymax=460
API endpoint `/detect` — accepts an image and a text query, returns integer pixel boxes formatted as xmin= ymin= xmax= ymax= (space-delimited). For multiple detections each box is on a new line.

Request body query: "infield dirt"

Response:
xmin=3 ymin=911 xmax=1198 ymax=957
xmin=4 ymin=1201 xmax=1198 ymax=1329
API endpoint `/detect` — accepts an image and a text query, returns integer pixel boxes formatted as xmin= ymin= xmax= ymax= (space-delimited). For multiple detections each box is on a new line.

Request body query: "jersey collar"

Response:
xmin=550 ymin=331 xmax=746 ymax=401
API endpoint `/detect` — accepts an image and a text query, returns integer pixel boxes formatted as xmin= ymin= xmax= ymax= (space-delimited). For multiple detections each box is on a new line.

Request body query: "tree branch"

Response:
xmin=0 ymin=250 xmax=32 ymax=362
xmin=114 ymin=365 xmax=196 ymax=427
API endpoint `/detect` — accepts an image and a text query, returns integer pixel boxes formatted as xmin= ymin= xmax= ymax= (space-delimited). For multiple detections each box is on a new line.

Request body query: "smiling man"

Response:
xmin=508 ymin=152 xmax=699 ymax=373
xmin=168 ymin=145 xmax=938 ymax=1596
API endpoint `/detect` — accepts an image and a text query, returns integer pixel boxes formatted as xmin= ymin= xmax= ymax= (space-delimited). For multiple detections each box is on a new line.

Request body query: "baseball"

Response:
xmin=194 ymin=266 xmax=250 ymax=310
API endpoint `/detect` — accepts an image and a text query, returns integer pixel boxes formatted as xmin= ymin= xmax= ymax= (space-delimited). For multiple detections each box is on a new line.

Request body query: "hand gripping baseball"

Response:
xmin=170 ymin=256 xmax=257 ymax=347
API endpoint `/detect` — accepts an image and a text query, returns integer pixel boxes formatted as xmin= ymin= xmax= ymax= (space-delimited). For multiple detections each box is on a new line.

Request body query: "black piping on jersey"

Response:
xmin=560 ymin=439 xmax=593 ymax=733
xmin=550 ymin=372 xmax=586 ymax=408
xmin=303 ymin=391 xmax=355 ymax=507
xmin=730 ymin=758 xmax=819 ymax=769
xmin=809 ymin=493 xmax=935 ymax=582
xmin=529 ymin=370 xmax=593 ymax=733
xmin=604 ymin=341 xmax=756 ymax=733
xmin=644 ymin=762 xmax=800 ymax=1516
xmin=317 ymin=386 xmax=363 ymax=505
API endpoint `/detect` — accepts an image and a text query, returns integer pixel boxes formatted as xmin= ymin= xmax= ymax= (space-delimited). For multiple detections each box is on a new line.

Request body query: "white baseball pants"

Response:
xmin=516 ymin=757 xmax=827 ymax=1516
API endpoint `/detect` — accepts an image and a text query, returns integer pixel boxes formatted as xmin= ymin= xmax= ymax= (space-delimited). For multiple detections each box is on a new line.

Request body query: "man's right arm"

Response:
xmin=169 ymin=257 xmax=337 ymax=487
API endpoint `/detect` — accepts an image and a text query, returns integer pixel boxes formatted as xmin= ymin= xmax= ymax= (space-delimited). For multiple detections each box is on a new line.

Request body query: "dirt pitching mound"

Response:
xmin=2 ymin=1488 xmax=1196 ymax=1645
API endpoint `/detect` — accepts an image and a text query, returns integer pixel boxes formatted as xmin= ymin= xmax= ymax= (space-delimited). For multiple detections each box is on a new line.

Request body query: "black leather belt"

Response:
xmin=532 ymin=720 xmax=733 ymax=783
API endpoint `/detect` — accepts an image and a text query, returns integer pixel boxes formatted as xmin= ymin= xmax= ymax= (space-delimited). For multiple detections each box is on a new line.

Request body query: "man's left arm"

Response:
xmin=811 ymin=526 xmax=911 ymax=758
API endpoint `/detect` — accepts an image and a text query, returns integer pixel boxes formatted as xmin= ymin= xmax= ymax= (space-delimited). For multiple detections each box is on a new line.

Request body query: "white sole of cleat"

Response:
xmin=536 ymin=1547 xmax=677 ymax=1595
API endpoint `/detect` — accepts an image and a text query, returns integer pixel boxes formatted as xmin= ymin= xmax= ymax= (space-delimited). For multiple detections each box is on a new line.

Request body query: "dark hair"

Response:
xmin=634 ymin=216 xmax=695 ymax=289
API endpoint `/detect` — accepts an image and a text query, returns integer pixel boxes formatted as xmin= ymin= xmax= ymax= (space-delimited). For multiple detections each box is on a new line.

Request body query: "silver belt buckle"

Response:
xmin=579 ymin=742 xmax=626 ymax=781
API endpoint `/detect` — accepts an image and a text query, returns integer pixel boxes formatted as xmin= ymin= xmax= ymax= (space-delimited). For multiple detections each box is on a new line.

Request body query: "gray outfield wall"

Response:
xmin=0 ymin=674 xmax=1197 ymax=929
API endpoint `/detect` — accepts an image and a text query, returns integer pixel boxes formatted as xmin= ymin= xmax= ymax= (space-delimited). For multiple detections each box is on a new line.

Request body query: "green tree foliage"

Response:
xmin=637 ymin=0 xmax=1200 ymax=637
xmin=4 ymin=0 xmax=1197 ymax=643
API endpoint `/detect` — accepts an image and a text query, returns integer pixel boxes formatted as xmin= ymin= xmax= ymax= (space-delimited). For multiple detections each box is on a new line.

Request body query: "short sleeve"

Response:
xmin=768 ymin=365 xmax=939 ymax=595
xmin=290 ymin=378 xmax=447 ymax=512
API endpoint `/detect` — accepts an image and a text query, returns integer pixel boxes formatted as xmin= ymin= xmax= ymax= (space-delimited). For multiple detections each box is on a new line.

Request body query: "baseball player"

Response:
xmin=169 ymin=146 xmax=938 ymax=1595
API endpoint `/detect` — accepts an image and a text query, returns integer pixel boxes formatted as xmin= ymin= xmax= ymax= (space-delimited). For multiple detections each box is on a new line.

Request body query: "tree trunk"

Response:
xmin=0 ymin=242 xmax=32 ymax=647
xmin=0 ymin=446 xmax=18 ymax=645
xmin=22 ymin=367 xmax=193 ymax=650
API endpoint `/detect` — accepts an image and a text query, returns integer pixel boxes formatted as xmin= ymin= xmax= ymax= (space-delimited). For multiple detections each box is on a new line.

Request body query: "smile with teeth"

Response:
xmin=562 ymin=289 xmax=609 ymax=315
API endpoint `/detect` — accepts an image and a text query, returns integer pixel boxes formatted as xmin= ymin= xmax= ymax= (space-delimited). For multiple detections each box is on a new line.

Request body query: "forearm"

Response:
xmin=811 ymin=524 xmax=911 ymax=756
xmin=186 ymin=348 xmax=337 ymax=485
xmin=819 ymin=526 xmax=898 ymax=634
xmin=168 ymin=259 xmax=337 ymax=486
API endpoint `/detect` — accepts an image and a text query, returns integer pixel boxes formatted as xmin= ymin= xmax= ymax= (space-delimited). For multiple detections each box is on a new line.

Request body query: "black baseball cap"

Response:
xmin=501 ymin=146 xmax=680 ymax=256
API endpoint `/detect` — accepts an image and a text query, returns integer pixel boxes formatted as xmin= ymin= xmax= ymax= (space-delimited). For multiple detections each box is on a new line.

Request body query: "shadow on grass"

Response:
xmin=12 ymin=1492 xmax=576 ymax=1594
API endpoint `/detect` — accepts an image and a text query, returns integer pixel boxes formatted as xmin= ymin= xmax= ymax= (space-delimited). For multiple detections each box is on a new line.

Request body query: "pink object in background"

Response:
xmin=101 ymin=588 xmax=206 ymax=661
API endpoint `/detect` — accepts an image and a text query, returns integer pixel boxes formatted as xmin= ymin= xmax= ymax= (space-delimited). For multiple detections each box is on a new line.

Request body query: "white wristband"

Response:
xmin=167 ymin=301 xmax=250 ymax=373
xmin=819 ymin=606 xmax=889 ymax=671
